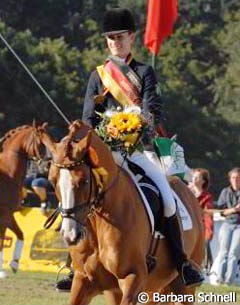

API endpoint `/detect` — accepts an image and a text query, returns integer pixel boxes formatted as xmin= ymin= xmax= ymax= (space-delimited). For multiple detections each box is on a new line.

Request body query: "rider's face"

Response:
xmin=105 ymin=31 xmax=135 ymax=58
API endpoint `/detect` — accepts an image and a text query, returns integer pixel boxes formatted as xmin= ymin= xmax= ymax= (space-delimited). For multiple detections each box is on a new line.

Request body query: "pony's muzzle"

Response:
xmin=61 ymin=227 xmax=77 ymax=245
xmin=61 ymin=221 xmax=86 ymax=245
xmin=60 ymin=218 xmax=78 ymax=244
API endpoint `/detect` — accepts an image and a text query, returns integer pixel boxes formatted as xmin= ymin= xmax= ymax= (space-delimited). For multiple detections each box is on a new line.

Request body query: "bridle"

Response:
xmin=26 ymin=129 xmax=45 ymax=161
xmin=45 ymin=157 xmax=104 ymax=229
xmin=44 ymin=148 xmax=121 ymax=230
xmin=57 ymin=161 xmax=101 ymax=223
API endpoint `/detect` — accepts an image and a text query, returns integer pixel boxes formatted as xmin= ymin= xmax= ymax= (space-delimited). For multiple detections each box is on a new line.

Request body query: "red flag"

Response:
xmin=144 ymin=0 xmax=178 ymax=55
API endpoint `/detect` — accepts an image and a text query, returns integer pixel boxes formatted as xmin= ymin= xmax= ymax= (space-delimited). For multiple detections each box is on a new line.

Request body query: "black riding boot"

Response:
xmin=55 ymin=253 xmax=73 ymax=292
xmin=164 ymin=213 xmax=204 ymax=287
xmin=55 ymin=270 xmax=74 ymax=292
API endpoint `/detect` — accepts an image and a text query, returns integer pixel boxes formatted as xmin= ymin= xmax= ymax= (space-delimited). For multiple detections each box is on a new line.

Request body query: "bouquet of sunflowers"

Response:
xmin=95 ymin=106 xmax=146 ymax=155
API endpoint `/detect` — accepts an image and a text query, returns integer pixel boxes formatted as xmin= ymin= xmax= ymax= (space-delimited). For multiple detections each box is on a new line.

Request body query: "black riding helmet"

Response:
xmin=102 ymin=8 xmax=136 ymax=36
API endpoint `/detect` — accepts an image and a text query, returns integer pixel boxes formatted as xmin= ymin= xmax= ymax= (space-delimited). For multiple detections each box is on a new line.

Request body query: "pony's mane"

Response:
xmin=0 ymin=125 xmax=31 ymax=151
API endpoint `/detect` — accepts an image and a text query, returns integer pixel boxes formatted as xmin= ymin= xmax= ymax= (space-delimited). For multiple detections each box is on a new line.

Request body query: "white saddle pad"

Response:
xmin=112 ymin=151 xmax=193 ymax=236
xmin=134 ymin=174 xmax=193 ymax=237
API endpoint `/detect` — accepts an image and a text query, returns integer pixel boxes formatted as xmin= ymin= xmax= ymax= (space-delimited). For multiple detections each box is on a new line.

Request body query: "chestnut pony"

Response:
xmin=0 ymin=124 xmax=47 ymax=277
xmin=45 ymin=121 xmax=204 ymax=305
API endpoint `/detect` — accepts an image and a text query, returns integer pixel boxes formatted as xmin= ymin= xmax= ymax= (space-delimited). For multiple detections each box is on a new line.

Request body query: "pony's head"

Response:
xmin=45 ymin=120 xmax=105 ymax=245
xmin=0 ymin=122 xmax=51 ymax=161
xmin=23 ymin=122 xmax=49 ymax=160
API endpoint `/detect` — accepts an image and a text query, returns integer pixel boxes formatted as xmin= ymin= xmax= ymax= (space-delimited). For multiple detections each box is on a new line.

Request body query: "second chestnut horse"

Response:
xmin=0 ymin=123 xmax=48 ymax=277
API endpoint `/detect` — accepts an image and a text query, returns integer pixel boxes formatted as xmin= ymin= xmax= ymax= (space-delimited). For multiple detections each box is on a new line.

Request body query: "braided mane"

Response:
xmin=0 ymin=125 xmax=31 ymax=151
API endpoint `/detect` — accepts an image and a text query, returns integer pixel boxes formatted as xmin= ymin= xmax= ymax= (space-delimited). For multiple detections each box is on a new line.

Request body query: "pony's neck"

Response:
xmin=2 ymin=131 xmax=27 ymax=154
xmin=91 ymin=135 xmax=119 ymax=180
xmin=0 ymin=131 xmax=30 ymax=179
xmin=90 ymin=167 xmax=144 ymax=233
xmin=0 ymin=150 xmax=27 ymax=180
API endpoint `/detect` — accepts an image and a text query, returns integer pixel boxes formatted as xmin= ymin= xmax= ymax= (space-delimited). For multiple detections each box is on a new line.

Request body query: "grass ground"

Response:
xmin=0 ymin=271 xmax=239 ymax=305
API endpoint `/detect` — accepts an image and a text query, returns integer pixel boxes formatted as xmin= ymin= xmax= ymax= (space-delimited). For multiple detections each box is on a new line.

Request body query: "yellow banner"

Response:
xmin=3 ymin=208 xmax=68 ymax=273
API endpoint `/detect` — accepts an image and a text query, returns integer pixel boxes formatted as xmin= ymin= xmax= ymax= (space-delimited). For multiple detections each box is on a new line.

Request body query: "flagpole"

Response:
xmin=152 ymin=54 xmax=156 ymax=69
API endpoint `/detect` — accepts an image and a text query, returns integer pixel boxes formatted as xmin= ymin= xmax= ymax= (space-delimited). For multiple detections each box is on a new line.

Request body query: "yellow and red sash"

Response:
xmin=96 ymin=56 xmax=142 ymax=107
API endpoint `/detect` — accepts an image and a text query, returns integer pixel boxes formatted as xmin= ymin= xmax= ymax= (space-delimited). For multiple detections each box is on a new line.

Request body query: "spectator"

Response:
xmin=23 ymin=158 xmax=53 ymax=213
xmin=22 ymin=125 xmax=66 ymax=212
xmin=215 ymin=167 xmax=240 ymax=285
xmin=189 ymin=168 xmax=214 ymax=273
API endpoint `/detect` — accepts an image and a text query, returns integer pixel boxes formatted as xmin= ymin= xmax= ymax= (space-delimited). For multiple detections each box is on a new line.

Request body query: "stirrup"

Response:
xmin=55 ymin=263 xmax=73 ymax=292
xmin=56 ymin=263 xmax=72 ymax=283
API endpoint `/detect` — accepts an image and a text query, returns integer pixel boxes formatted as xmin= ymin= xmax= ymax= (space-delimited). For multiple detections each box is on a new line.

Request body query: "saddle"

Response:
xmin=126 ymin=159 xmax=164 ymax=233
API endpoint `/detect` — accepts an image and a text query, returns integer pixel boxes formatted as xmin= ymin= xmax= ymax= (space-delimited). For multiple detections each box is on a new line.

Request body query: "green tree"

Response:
xmin=0 ymin=0 xmax=118 ymax=49
xmin=0 ymin=21 xmax=83 ymax=132
xmin=214 ymin=10 xmax=240 ymax=124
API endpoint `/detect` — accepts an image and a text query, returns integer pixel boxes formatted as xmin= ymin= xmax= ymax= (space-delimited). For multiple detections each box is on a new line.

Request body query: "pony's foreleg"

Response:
xmin=118 ymin=272 xmax=145 ymax=305
xmin=104 ymin=290 xmax=122 ymax=305
xmin=69 ymin=271 xmax=98 ymax=305
xmin=10 ymin=239 xmax=24 ymax=273
xmin=0 ymin=251 xmax=7 ymax=278
xmin=0 ymin=226 xmax=7 ymax=278
xmin=162 ymin=275 xmax=196 ymax=305
xmin=8 ymin=215 xmax=24 ymax=273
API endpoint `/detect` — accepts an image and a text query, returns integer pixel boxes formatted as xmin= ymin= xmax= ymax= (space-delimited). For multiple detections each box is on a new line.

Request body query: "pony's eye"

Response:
xmin=77 ymin=177 xmax=88 ymax=186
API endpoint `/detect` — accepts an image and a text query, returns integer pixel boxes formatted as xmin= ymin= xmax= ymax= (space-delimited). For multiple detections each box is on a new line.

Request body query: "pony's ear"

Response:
xmin=39 ymin=130 xmax=57 ymax=155
xmin=80 ymin=131 xmax=99 ymax=167
xmin=75 ymin=130 xmax=92 ymax=158
xmin=69 ymin=120 xmax=82 ymax=139
xmin=79 ymin=130 xmax=92 ymax=150
xmin=35 ymin=122 xmax=56 ymax=154
xmin=85 ymin=130 xmax=92 ymax=149
xmin=42 ymin=122 xmax=48 ymax=129
xmin=87 ymin=146 xmax=99 ymax=168
xmin=32 ymin=119 xmax=37 ymax=128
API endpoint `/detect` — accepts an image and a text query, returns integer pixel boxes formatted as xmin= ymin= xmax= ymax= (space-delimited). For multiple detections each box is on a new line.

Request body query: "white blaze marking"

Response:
xmin=59 ymin=169 xmax=77 ymax=243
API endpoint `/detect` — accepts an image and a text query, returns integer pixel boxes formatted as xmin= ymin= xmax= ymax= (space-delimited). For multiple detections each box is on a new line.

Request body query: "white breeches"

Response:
xmin=112 ymin=151 xmax=176 ymax=217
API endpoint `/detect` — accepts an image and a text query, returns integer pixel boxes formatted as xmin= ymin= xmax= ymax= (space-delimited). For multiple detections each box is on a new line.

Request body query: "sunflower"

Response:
xmin=109 ymin=112 xmax=143 ymax=134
